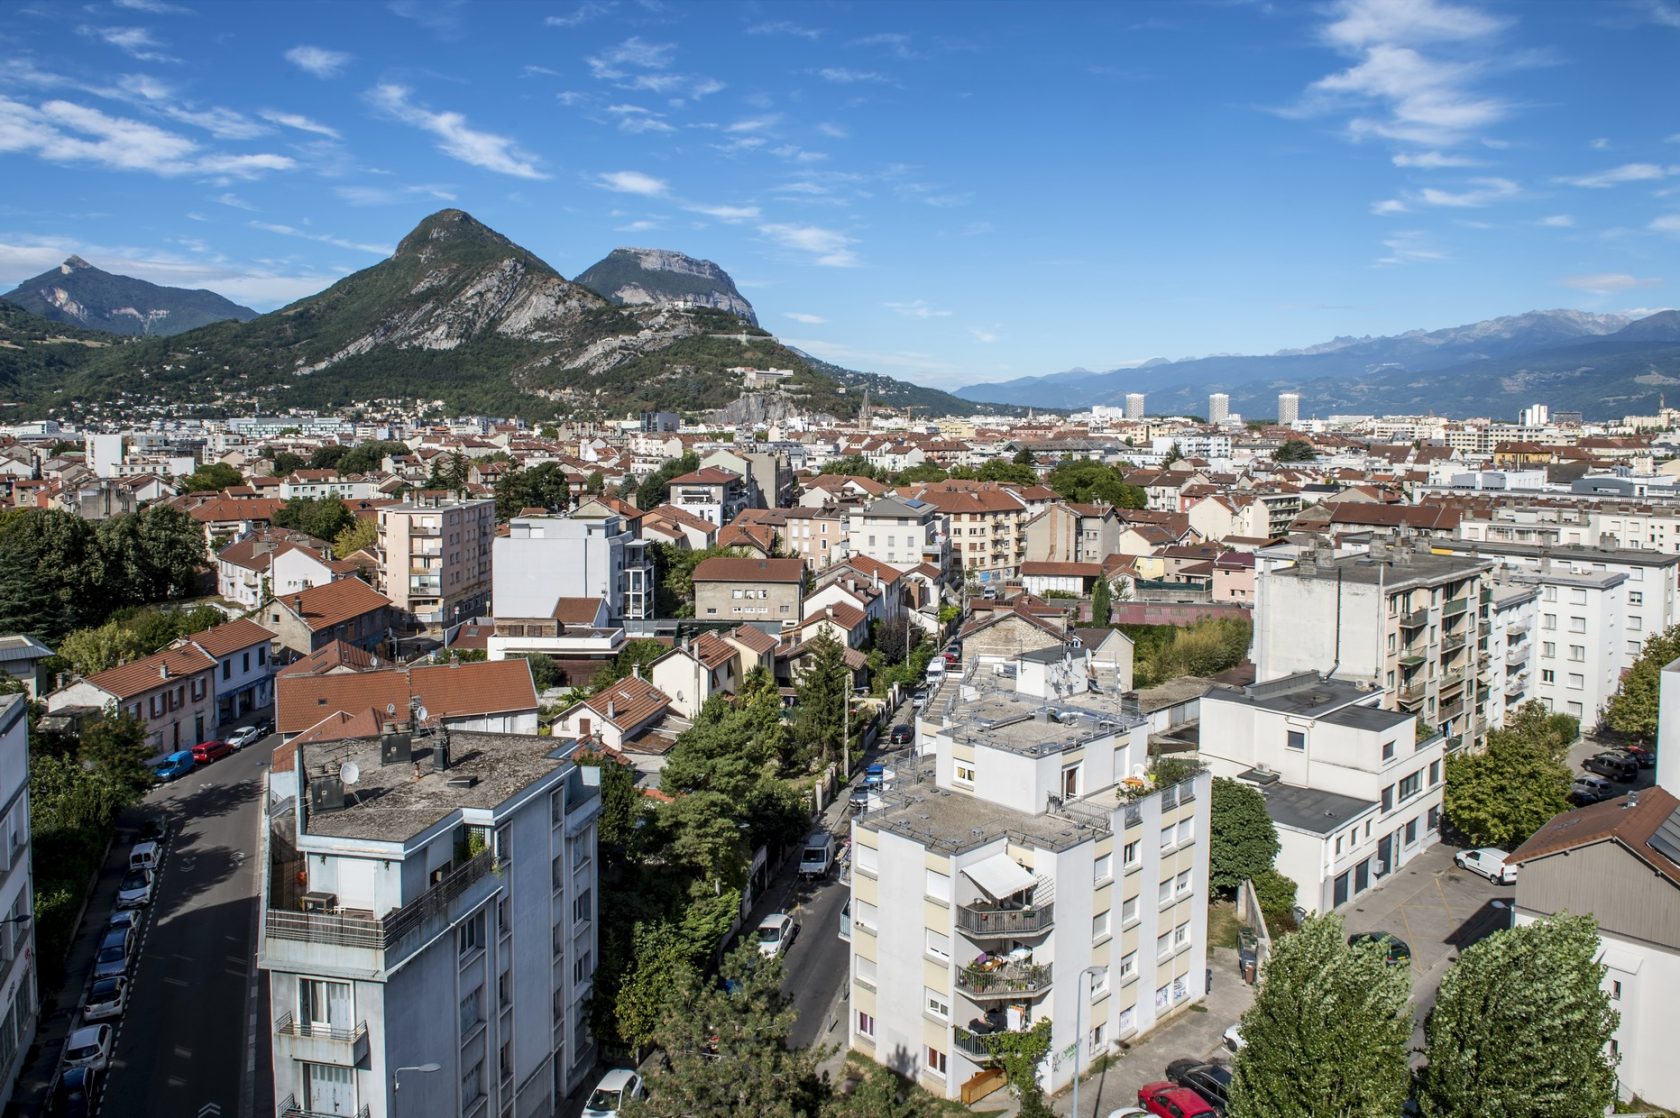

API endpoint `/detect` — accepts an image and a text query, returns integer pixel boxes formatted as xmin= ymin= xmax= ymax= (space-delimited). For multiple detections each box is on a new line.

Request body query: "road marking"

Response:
xmin=199 ymin=1103 xmax=224 ymax=1118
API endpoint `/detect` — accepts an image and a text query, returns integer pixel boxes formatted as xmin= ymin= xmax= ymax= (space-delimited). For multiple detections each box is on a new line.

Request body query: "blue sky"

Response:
xmin=1 ymin=0 xmax=1676 ymax=389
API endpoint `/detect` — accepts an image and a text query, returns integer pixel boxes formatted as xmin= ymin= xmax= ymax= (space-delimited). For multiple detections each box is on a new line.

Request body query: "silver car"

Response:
xmin=93 ymin=926 xmax=133 ymax=980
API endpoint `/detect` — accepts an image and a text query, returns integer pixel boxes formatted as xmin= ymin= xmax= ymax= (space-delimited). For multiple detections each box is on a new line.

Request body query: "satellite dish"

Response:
xmin=386 ymin=702 xmax=397 ymax=716
xmin=339 ymin=761 xmax=361 ymax=786
xmin=415 ymin=705 xmax=429 ymax=724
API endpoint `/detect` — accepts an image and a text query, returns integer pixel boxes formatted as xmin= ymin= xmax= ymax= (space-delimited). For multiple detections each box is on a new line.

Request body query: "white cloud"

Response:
xmin=585 ymin=37 xmax=722 ymax=100
xmin=367 ymin=84 xmax=547 ymax=179
xmin=334 ymin=183 xmax=457 ymax=206
xmin=249 ymin=220 xmax=392 ymax=255
xmin=684 ymin=202 xmax=760 ymax=222
xmin=759 ymin=222 xmax=859 ymax=267
xmin=748 ymin=20 xmax=821 ymax=40
xmin=606 ymin=106 xmax=675 ymax=134
xmin=285 ymin=45 xmax=351 ymax=79
xmin=1375 ymin=229 xmax=1446 ymax=265
xmin=783 ymin=311 xmax=826 ymax=324
xmin=387 ymin=0 xmax=465 ymax=33
xmin=885 ymin=299 xmax=952 ymax=319
xmin=1391 ymin=150 xmax=1477 ymax=167
xmin=816 ymin=67 xmax=889 ymax=84
xmin=1559 ymin=273 xmax=1661 ymax=294
xmin=1590 ymin=136 xmax=1611 ymax=150
xmin=1557 ymin=163 xmax=1670 ymax=188
xmin=1370 ymin=198 xmax=1409 ymax=214
xmin=215 ymin=192 xmax=256 ymax=210
xmin=82 ymin=26 xmax=179 ymax=63
xmin=595 ymin=170 xmax=668 ymax=196
xmin=1539 ymin=214 xmax=1574 ymax=227
xmin=545 ymin=1 xmax=610 ymax=28
xmin=0 ymin=96 xmax=295 ymax=179
xmin=588 ymin=37 xmax=676 ymax=76
xmin=816 ymin=122 xmax=850 ymax=140
xmin=1321 ymin=0 xmax=1508 ymax=50
xmin=725 ymin=115 xmax=781 ymax=134
xmin=1652 ymin=214 xmax=1680 ymax=235
xmin=1416 ymin=176 xmax=1519 ymax=206
xmin=970 ymin=326 xmax=1000 ymax=344
xmin=162 ymin=104 xmax=269 ymax=141
xmin=258 ymin=109 xmax=341 ymax=139
xmin=114 ymin=0 xmax=192 ymax=12
xmin=784 ymin=337 xmax=958 ymax=378
xmin=614 ymin=219 xmax=662 ymax=233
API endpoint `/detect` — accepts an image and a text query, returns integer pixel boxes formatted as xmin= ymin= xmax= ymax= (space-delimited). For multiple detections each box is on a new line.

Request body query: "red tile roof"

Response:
xmin=581 ymin=674 xmax=673 ymax=730
xmin=276 ymin=659 xmax=538 ymax=735
xmin=273 ymin=578 xmax=392 ymax=632
xmin=669 ymin=466 xmax=741 ymax=486
xmin=186 ymin=618 xmax=274 ymax=658
xmin=693 ymin=556 xmax=805 ymax=583
xmin=278 ymin=640 xmax=387 ymax=677
xmin=85 ymin=644 xmax=215 ymax=700
xmin=727 ymin=624 xmax=778 ymax=655
xmin=1509 ymin=786 xmax=1680 ymax=888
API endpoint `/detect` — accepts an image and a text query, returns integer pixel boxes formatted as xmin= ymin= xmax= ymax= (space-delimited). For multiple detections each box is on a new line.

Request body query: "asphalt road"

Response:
xmin=97 ymin=734 xmax=274 ymax=1118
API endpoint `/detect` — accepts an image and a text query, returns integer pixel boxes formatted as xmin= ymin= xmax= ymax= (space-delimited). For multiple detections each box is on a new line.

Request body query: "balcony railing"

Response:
xmin=1440 ymin=633 xmax=1468 ymax=653
xmin=957 ymin=960 xmax=1053 ymax=999
xmin=278 ymin=1095 xmax=370 ymax=1118
xmin=274 ymin=1012 xmax=368 ymax=1045
xmin=1398 ymin=609 xmax=1429 ymax=630
xmin=1397 ymin=680 xmax=1427 ymax=703
xmin=1444 ymin=598 xmax=1469 ymax=616
xmin=956 ymin=901 xmax=1054 ymax=938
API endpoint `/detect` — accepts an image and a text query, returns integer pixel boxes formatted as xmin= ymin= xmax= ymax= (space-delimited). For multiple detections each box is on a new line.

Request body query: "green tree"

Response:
xmin=637 ymin=452 xmax=701 ymax=510
xmin=514 ymin=653 xmax=558 ymax=692
xmin=273 ymin=496 xmax=354 ymax=543
xmin=56 ymin=621 xmax=147 ymax=677
xmin=336 ymin=440 xmax=406 ymax=475
xmin=578 ymin=754 xmax=647 ymax=851
xmin=1044 ymin=458 xmax=1146 ymax=509
xmin=0 ymin=509 xmax=94 ymax=637
xmin=982 ymin=1017 xmax=1053 ymax=1117
xmin=1012 ymin=446 xmax=1036 ymax=466
xmin=1162 ymin=441 xmax=1183 ymax=467
xmin=824 ymin=1064 xmax=941 ymax=1118
xmin=586 ymin=470 xmax=605 ymax=495
xmin=1605 ymin=624 xmax=1680 ymax=739
xmin=1444 ymin=708 xmax=1572 ymax=848
xmin=614 ymin=921 xmax=699 ymax=1057
xmin=1250 ymin=868 xmax=1300 ymax=925
xmin=134 ymin=504 xmax=207 ymax=600
xmin=973 ymin=458 xmax=1037 ymax=484
xmin=263 ymin=448 xmax=307 ymax=475
xmin=1228 ymin=914 xmax=1412 ymax=1118
xmin=333 ymin=517 xmax=378 ymax=557
xmin=624 ymin=943 xmax=826 ymax=1118
xmin=1090 ymin=574 xmax=1113 ymax=626
xmin=494 ymin=461 xmax=574 ymax=519
xmin=177 ymin=461 xmax=244 ymax=492
xmin=892 ymin=462 xmax=948 ymax=485
xmin=1209 ymin=777 xmax=1282 ymax=894
xmin=1274 ymin=438 xmax=1317 ymax=462
xmin=78 ymin=710 xmax=155 ymax=798
xmin=1419 ymin=914 xmax=1617 ymax=1118
xmin=653 ymin=544 xmax=744 ymax=618
xmin=793 ymin=633 xmax=850 ymax=771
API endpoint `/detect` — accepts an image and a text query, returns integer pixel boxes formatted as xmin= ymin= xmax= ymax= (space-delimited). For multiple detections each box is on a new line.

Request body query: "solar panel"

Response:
xmin=1648 ymin=806 xmax=1680 ymax=868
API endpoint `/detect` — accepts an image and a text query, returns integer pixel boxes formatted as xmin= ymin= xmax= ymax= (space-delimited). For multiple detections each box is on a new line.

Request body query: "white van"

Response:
xmin=925 ymin=657 xmax=946 ymax=684
xmin=798 ymin=831 xmax=834 ymax=880
xmin=128 ymin=841 xmax=159 ymax=873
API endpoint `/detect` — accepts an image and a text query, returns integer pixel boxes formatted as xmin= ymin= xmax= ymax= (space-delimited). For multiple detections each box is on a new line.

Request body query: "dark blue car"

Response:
xmin=155 ymin=751 xmax=195 ymax=782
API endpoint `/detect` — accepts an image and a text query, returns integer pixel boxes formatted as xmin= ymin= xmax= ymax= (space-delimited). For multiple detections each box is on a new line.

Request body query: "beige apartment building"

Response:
xmin=377 ymin=492 xmax=495 ymax=629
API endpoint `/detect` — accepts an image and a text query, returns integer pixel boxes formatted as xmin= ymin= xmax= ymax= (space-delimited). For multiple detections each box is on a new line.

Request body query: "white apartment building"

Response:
xmin=1199 ymin=675 xmax=1446 ymax=915
xmin=0 ymin=697 xmax=37 ymax=1109
xmin=259 ymin=725 xmax=601 ymax=1118
xmin=1208 ymin=394 xmax=1229 ymax=425
xmin=1485 ymin=585 xmax=1538 ymax=729
xmin=492 ymin=515 xmax=653 ymax=623
xmin=1460 ymin=500 xmax=1680 ymax=555
xmin=846 ymin=497 xmax=946 ymax=571
xmin=377 ymin=494 xmax=496 ymax=629
xmin=850 ymin=650 xmax=1211 ymax=1101
xmin=1277 ymin=393 xmax=1300 ymax=426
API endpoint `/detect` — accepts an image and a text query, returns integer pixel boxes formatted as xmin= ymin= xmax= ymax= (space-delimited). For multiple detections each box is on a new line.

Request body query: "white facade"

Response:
xmin=846 ymin=498 xmax=944 ymax=571
xmin=1484 ymin=585 xmax=1538 ymax=729
xmin=0 ymin=697 xmax=37 ymax=1108
xmin=1125 ymin=393 xmax=1146 ymax=420
xmin=1277 ymin=393 xmax=1300 ymax=426
xmin=1208 ymin=394 xmax=1229 ymax=425
xmin=1520 ymin=569 xmax=1626 ymax=727
xmin=259 ymin=729 xmax=602 ymax=1118
xmin=492 ymin=516 xmax=653 ymax=623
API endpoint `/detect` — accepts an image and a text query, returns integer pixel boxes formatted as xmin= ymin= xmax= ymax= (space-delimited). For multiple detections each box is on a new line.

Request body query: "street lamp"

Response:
xmin=394 ymin=1062 xmax=440 ymax=1111
xmin=1070 ymin=964 xmax=1105 ymax=1118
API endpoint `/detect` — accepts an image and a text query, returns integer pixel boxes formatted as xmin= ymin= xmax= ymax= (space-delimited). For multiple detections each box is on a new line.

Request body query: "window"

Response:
xmin=855 ymin=899 xmax=878 ymax=932
xmin=461 ymin=1058 xmax=484 ymax=1110
xmin=222 ymin=660 xmax=231 ymax=681
xmin=1382 ymin=785 xmax=1394 ymax=812
xmin=1090 ymin=965 xmax=1109 ymax=997
xmin=925 ymin=869 xmax=951 ymax=903
xmin=1542 ymin=669 xmax=1556 ymax=684
xmin=1121 ymin=896 xmax=1139 ymax=926
xmin=1158 ymin=878 xmax=1173 ymax=907
xmin=1405 ymin=818 xmax=1419 ymax=847
xmin=1092 ymin=910 xmax=1111 ymax=941
xmin=1611 ymin=980 xmax=1622 ymax=1002
xmin=1568 ymin=616 xmax=1586 ymax=633
xmin=1429 ymin=759 xmax=1441 ymax=786
xmin=1630 ymin=616 xmax=1643 ymax=632
xmin=1287 ymin=730 xmax=1306 ymax=751
xmin=925 ymin=1047 xmax=947 ymax=1078
xmin=1093 ymin=853 xmax=1112 ymax=883
xmin=1174 ymin=921 xmax=1191 ymax=948
xmin=856 ymin=955 xmax=877 ymax=987
xmin=1161 ymin=824 xmax=1176 ymax=850
xmin=925 ymin=929 xmax=950 ymax=961
xmin=1569 ymin=587 xmax=1588 ymax=605
xmin=1542 ymin=614 xmax=1557 ymax=630
xmin=458 ymin=912 xmax=483 ymax=956
xmin=1381 ymin=740 xmax=1395 ymax=762
xmin=855 ymin=844 xmax=878 ymax=876
xmin=1157 ymin=931 xmax=1172 ymax=959
xmin=460 ymin=988 xmax=484 ymax=1035
xmin=1567 ymin=673 xmax=1584 ymax=691
xmin=1629 ymin=591 xmax=1643 ymax=606
xmin=1567 ymin=700 xmax=1584 ymax=718
xmin=299 ymin=978 xmax=352 ymax=1031
xmin=1427 ymin=806 xmax=1441 ymax=832
xmin=1335 ymin=835 xmax=1343 ymax=857
xmin=856 ymin=1011 xmax=875 ymax=1038
xmin=1123 ymin=840 xmax=1140 ymax=868
xmin=1177 ymin=819 xmax=1193 ymax=845
xmin=1398 ymin=772 xmax=1421 ymax=802
xmin=1119 ymin=951 xmax=1138 ymax=981
xmin=925 ymin=987 xmax=950 ymax=1021
xmin=552 ymin=853 xmax=565 ymax=893
xmin=1568 ymin=645 xmax=1585 ymax=662
xmin=1542 ymin=641 xmax=1556 ymax=658
xmin=1175 ymin=869 xmax=1192 ymax=896
xmin=954 ymin=762 xmax=976 ymax=785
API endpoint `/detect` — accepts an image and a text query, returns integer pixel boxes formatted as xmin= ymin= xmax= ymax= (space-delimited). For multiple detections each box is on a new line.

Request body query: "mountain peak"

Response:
xmin=574 ymin=246 xmax=757 ymax=325
xmin=393 ymin=208 xmax=517 ymax=258
xmin=4 ymin=255 xmax=256 ymax=336
xmin=61 ymin=255 xmax=94 ymax=273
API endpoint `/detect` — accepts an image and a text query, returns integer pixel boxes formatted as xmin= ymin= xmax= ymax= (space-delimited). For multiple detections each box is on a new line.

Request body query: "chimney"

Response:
xmin=607 ymin=700 xmax=617 ymax=720
xmin=159 ymin=662 xmax=170 ymax=679
xmin=632 ymin=662 xmax=641 ymax=680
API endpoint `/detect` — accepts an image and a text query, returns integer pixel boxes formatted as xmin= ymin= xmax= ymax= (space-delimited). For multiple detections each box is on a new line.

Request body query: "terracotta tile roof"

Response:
xmin=692 ymin=631 xmax=737 ymax=669
xmin=551 ymin=597 xmax=608 ymax=625
xmin=841 ymin=553 xmax=903 ymax=585
xmin=806 ymin=602 xmax=868 ymax=632
xmin=1509 ymin=786 xmax=1680 ymax=888
xmin=692 ymin=556 xmax=805 ymax=583
xmin=1329 ymin=504 xmax=1461 ymax=529
xmin=279 ymin=640 xmax=387 ymax=677
xmin=727 ymin=624 xmax=778 ymax=655
xmin=581 ymin=674 xmax=672 ymax=730
xmin=669 ymin=466 xmax=741 ymax=485
xmin=273 ymin=578 xmax=392 ymax=633
xmin=276 ymin=659 xmax=537 ymax=735
xmin=718 ymin=522 xmax=777 ymax=553
xmin=186 ymin=618 xmax=274 ymax=658
xmin=645 ymin=503 xmax=720 ymax=536
xmin=189 ymin=497 xmax=285 ymax=524
xmin=85 ymin=644 xmax=215 ymax=700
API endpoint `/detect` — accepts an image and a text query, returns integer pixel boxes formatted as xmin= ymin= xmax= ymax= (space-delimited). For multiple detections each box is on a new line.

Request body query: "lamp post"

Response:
xmin=1070 ymin=964 xmax=1105 ymax=1118
xmin=393 ymin=1062 xmax=440 ymax=1113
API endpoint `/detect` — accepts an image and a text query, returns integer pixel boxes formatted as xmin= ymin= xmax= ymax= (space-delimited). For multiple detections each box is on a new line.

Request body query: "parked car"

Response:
xmin=92 ymin=926 xmax=133 ymax=980
xmin=1106 ymin=1111 xmax=1150 ymax=1118
xmin=155 ymin=751 xmax=195 ymax=782
xmin=582 ymin=1069 xmax=645 ymax=1118
xmin=135 ymin=815 xmax=169 ymax=843
xmin=1138 ymin=1081 xmax=1218 ymax=1118
xmin=755 ymin=913 xmax=796 ymax=957
xmin=227 ymin=725 xmax=265 ymax=749
xmin=1584 ymin=751 xmax=1639 ymax=782
xmin=129 ymin=840 xmax=159 ymax=873
xmin=1621 ymin=743 xmax=1657 ymax=769
xmin=1571 ymin=776 xmax=1616 ymax=805
xmin=53 ymin=1066 xmax=98 ymax=1118
xmin=107 ymin=909 xmax=139 ymax=934
xmin=62 ymin=1025 xmax=112 ymax=1072
xmin=1453 ymin=847 xmax=1518 ymax=884
xmin=115 ymin=868 xmax=153 ymax=910
xmin=798 ymin=831 xmax=834 ymax=880
xmin=82 ymin=976 xmax=127 ymax=1023
xmin=191 ymin=739 xmax=234 ymax=765
xmin=888 ymin=724 xmax=914 ymax=745
xmin=1348 ymin=931 xmax=1412 ymax=965
xmin=1165 ymin=1061 xmax=1232 ymax=1110
xmin=1222 ymin=1023 xmax=1246 ymax=1052
xmin=848 ymin=786 xmax=871 ymax=813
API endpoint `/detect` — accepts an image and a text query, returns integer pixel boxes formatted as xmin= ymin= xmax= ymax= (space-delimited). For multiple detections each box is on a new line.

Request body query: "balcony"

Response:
xmin=1507 ymin=643 xmax=1530 ymax=665
xmin=1398 ymin=652 xmax=1426 ymax=668
xmin=1438 ymin=669 xmax=1467 ymax=694
xmin=957 ymin=960 xmax=1053 ymax=1000
xmin=274 ymin=1012 xmax=370 ymax=1068
xmin=1398 ymin=609 xmax=1429 ymax=630
xmin=1397 ymin=680 xmax=1428 ymax=704
xmin=956 ymin=901 xmax=1054 ymax=939
xmin=278 ymin=1095 xmax=369 ymax=1118
xmin=1440 ymin=633 xmax=1468 ymax=653
xmin=1444 ymin=597 xmax=1469 ymax=617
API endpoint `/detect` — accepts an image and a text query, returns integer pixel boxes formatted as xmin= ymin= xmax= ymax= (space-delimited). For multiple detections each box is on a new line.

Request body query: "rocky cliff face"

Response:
xmin=2 ymin=255 xmax=257 ymax=336
xmin=574 ymin=247 xmax=758 ymax=325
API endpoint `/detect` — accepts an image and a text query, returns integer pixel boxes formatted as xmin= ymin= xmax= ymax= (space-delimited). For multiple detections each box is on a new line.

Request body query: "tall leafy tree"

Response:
xmin=273 ymin=496 xmax=354 ymax=543
xmin=333 ymin=517 xmax=378 ymax=558
xmin=637 ymin=451 xmax=701 ymax=510
xmin=823 ymin=1064 xmax=941 ymax=1118
xmin=56 ymin=621 xmax=147 ymax=677
xmin=1444 ymin=711 xmax=1573 ymax=849
xmin=1228 ymin=913 xmax=1412 ymax=1118
xmin=1419 ymin=914 xmax=1618 ymax=1118
xmin=78 ymin=710 xmax=156 ymax=797
xmin=135 ymin=504 xmax=207 ymax=599
xmin=982 ymin=1017 xmax=1053 ymax=1118
xmin=177 ymin=462 xmax=244 ymax=492
xmin=1605 ymin=624 xmax=1680 ymax=739
xmin=1209 ymin=777 xmax=1282 ymax=894
xmin=1274 ymin=439 xmax=1317 ymax=462
xmin=794 ymin=632 xmax=850 ymax=771
xmin=1044 ymin=457 xmax=1146 ymax=508
xmin=1090 ymin=573 xmax=1113 ymax=626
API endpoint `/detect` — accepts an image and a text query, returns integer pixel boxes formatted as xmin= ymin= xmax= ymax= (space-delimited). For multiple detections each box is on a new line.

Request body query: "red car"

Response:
xmin=1138 ymin=1082 xmax=1218 ymax=1118
xmin=191 ymin=739 xmax=233 ymax=764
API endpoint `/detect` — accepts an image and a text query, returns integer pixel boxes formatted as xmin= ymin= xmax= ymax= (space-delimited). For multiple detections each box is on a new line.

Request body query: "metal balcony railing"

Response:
xmin=957 ymin=960 xmax=1053 ymax=999
xmin=1444 ymin=598 xmax=1469 ymax=616
xmin=278 ymin=1094 xmax=370 ymax=1118
xmin=265 ymin=851 xmax=498 ymax=961
xmin=956 ymin=902 xmax=1054 ymax=938
xmin=1398 ymin=609 xmax=1429 ymax=630
xmin=274 ymin=1012 xmax=368 ymax=1045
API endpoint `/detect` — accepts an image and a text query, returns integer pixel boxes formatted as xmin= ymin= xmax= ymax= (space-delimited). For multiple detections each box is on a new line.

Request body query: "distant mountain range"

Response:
xmin=2 ymin=256 xmax=256 ymax=336
xmin=574 ymin=247 xmax=758 ymax=326
xmin=957 ymin=309 xmax=1680 ymax=419
xmin=0 ymin=211 xmax=1011 ymax=420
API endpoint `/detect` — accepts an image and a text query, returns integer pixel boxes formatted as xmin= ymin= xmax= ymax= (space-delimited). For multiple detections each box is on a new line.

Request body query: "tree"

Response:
xmin=1228 ymin=914 xmax=1412 ymax=1118
xmin=1090 ymin=574 xmax=1113 ymax=626
xmin=1273 ymin=439 xmax=1317 ymax=462
xmin=1012 ymin=447 xmax=1036 ymax=466
xmin=1162 ymin=441 xmax=1183 ymax=467
xmin=263 ymin=448 xmax=307 ymax=476
xmin=134 ymin=504 xmax=207 ymax=599
xmin=793 ymin=633 xmax=850 ymax=771
xmin=1419 ymin=914 xmax=1617 ymax=1118
xmin=982 ymin=1017 xmax=1052 ymax=1117
xmin=1250 ymin=868 xmax=1300 ymax=925
xmin=972 ymin=459 xmax=1037 ymax=485
xmin=494 ymin=461 xmax=573 ymax=520
xmin=637 ymin=452 xmax=700 ymax=510
xmin=177 ymin=462 xmax=243 ymax=492
xmin=57 ymin=621 xmax=147 ymax=677
xmin=515 ymin=653 xmax=558 ymax=692
xmin=1044 ymin=458 xmax=1146 ymax=509
xmin=614 ymin=921 xmax=699 ymax=1058
xmin=1444 ymin=710 xmax=1572 ymax=849
xmin=273 ymin=496 xmax=354 ymax=543
xmin=578 ymin=754 xmax=647 ymax=852
xmin=586 ymin=470 xmax=605 ymax=495
xmin=1605 ymin=624 xmax=1680 ymax=739
xmin=824 ymin=1064 xmax=941 ymax=1118
xmin=333 ymin=517 xmax=378 ymax=557
xmin=653 ymin=544 xmax=744 ymax=618
xmin=1209 ymin=778 xmax=1282 ymax=894
xmin=871 ymin=615 xmax=916 ymax=663
xmin=0 ymin=509 xmax=95 ymax=638
xmin=624 ymin=943 xmax=826 ymax=1118
xmin=78 ymin=710 xmax=155 ymax=797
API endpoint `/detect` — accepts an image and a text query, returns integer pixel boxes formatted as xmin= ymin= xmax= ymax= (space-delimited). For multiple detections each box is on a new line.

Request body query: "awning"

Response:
xmin=963 ymin=853 xmax=1037 ymax=901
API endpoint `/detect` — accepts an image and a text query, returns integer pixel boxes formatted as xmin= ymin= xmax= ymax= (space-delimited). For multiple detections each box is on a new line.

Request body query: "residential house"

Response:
xmin=847 ymin=497 xmax=946 ymax=572
xmin=667 ymin=467 xmax=748 ymax=528
xmin=493 ymin=515 xmax=653 ymax=624
xmin=486 ymin=597 xmax=626 ymax=688
xmin=0 ymin=636 xmax=54 ymax=697
xmin=47 ymin=643 xmax=217 ymax=754
xmin=264 ymin=578 xmax=395 ymax=659
xmin=692 ymin=557 xmax=805 ymax=624
xmin=276 ymin=660 xmax=539 ymax=742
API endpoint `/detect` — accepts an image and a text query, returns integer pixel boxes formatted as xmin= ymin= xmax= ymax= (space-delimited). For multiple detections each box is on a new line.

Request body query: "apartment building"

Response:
xmin=377 ymin=494 xmax=495 ymax=629
xmin=901 ymin=483 xmax=1032 ymax=585
xmin=47 ymin=643 xmax=217 ymax=754
xmin=1254 ymin=541 xmax=1494 ymax=744
xmin=1199 ymin=675 xmax=1446 ymax=914
xmin=700 ymin=446 xmax=792 ymax=509
xmin=850 ymin=650 xmax=1211 ymax=1101
xmin=731 ymin=507 xmax=848 ymax=569
xmin=1023 ymin=503 xmax=1121 ymax=566
xmin=666 ymin=467 xmax=748 ymax=528
xmin=1484 ymin=585 xmax=1538 ymax=729
xmin=692 ymin=557 xmax=805 ymax=622
xmin=493 ymin=515 xmax=653 ymax=623
xmin=1497 ymin=567 xmax=1625 ymax=726
xmin=0 ymin=696 xmax=37 ymax=1109
xmin=1460 ymin=499 xmax=1680 ymax=554
xmin=259 ymin=725 xmax=602 ymax=1118
xmin=847 ymin=497 xmax=946 ymax=571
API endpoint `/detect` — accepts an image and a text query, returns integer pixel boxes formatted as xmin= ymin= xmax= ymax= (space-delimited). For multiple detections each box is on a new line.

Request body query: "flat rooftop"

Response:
xmin=930 ymin=668 xmax=1145 ymax=758
xmin=299 ymin=730 xmax=574 ymax=843
xmin=1275 ymin=549 xmax=1492 ymax=588
xmin=1204 ymin=672 xmax=1390 ymax=721
xmin=1500 ymin=568 xmax=1627 ymax=590
xmin=1433 ymin=537 xmax=1680 ymax=569
xmin=1261 ymin=782 xmax=1378 ymax=836
xmin=860 ymin=783 xmax=1110 ymax=855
